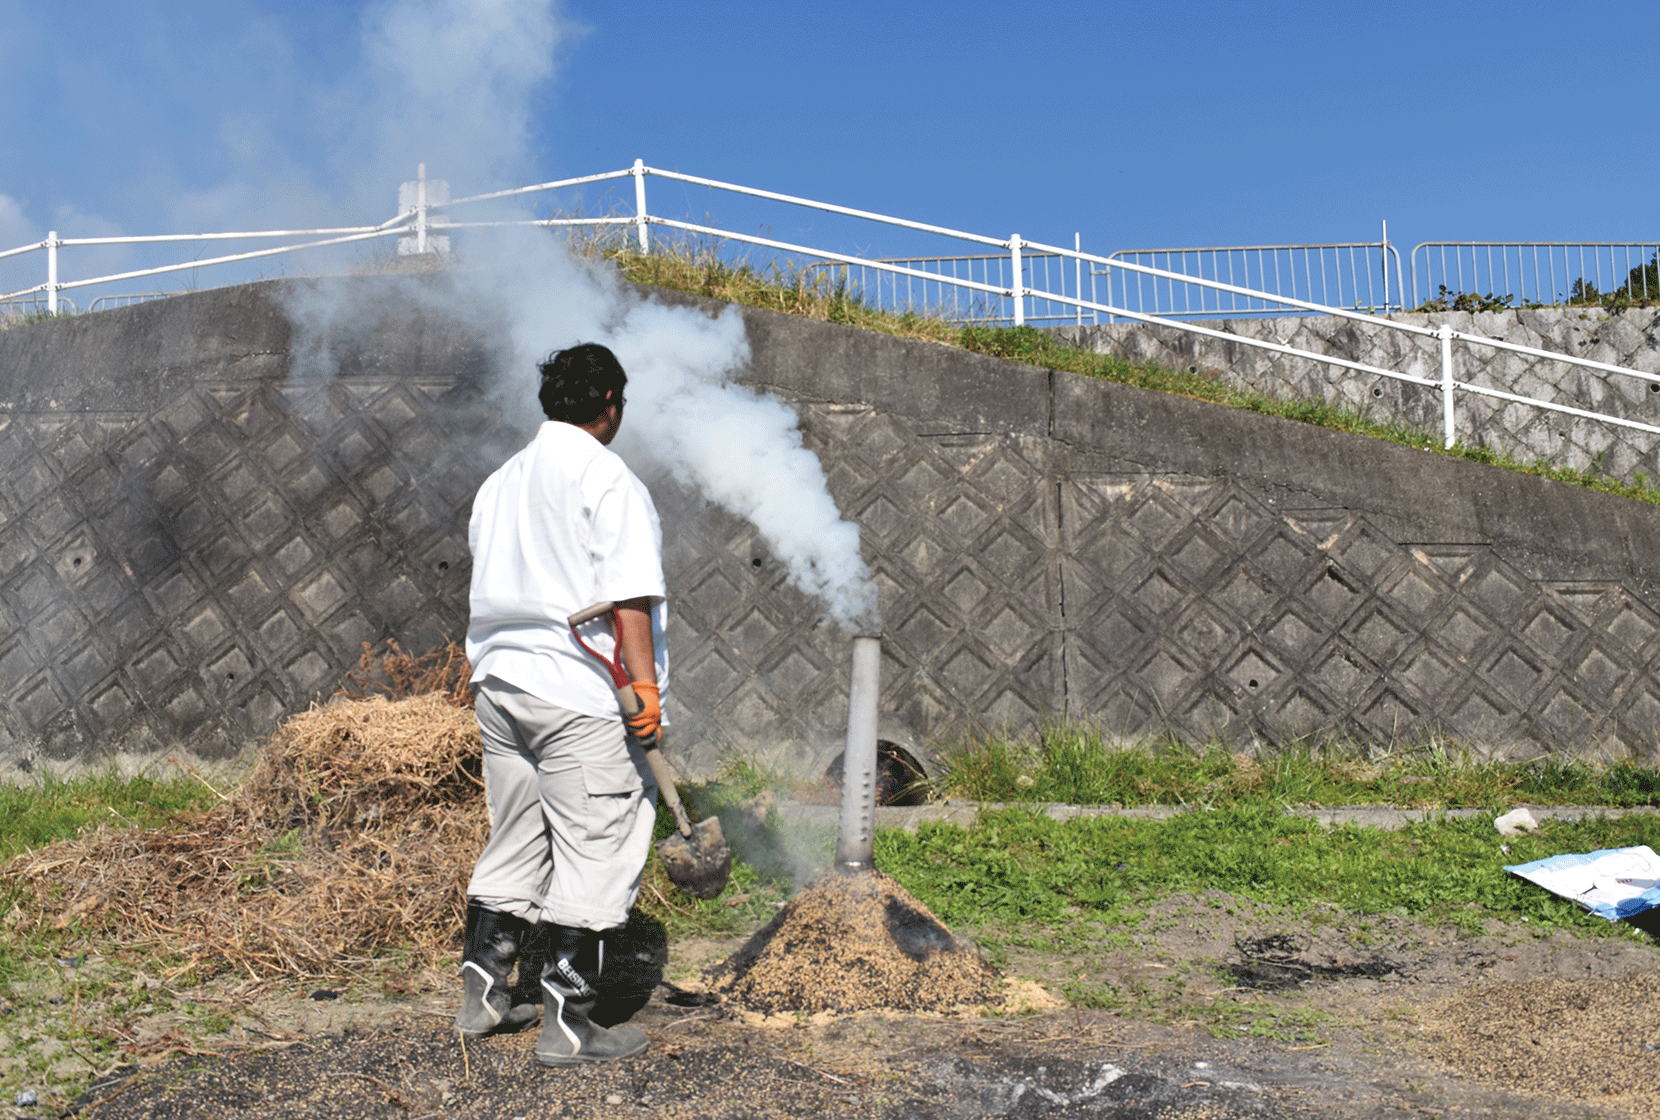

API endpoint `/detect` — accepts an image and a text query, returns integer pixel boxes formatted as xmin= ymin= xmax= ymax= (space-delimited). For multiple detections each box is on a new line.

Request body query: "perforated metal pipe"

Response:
xmin=834 ymin=634 xmax=881 ymax=872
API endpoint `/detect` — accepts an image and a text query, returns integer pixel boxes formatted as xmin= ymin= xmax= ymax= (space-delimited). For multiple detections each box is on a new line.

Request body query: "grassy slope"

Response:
xmin=605 ymin=242 xmax=1660 ymax=509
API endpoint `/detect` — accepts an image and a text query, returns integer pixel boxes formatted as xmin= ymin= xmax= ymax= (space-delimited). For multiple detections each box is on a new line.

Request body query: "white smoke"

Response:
xmin=281 ymin=0 xmax=877 ymax=630
xmin=608 ymin=297 xmax=878 ymax=629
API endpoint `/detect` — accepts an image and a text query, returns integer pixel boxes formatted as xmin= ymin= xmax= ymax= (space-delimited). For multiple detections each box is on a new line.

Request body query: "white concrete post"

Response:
xmin=1438 ymin=324 xmax=1456 ymax=448
xmin=1010 ymin=234 xmax=1024 ymax=327
xmin=633 ymin=158 xmax=649 ymax=254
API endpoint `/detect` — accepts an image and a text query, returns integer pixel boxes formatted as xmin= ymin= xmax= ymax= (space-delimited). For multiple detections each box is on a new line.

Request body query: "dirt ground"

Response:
xmin=22 ymin=890 xmax=1660 ymax=1120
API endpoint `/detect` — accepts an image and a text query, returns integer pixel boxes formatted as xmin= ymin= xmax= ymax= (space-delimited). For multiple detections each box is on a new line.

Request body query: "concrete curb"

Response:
xmin=774 ymin=801 xmax=1660 ymax=833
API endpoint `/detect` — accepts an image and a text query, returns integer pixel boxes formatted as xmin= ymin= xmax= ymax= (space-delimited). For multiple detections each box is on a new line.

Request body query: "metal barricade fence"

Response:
xmin=0 ymin=293 xmax=79 ymax=319
xmin=1097 ymin=240 xmax=1407 ymax=322
xmin=805 ymin=250 xmax=1085 ymax=325
xmin=87 ymin=292 xmax=178 ymax=313
xmin=811 ymin=240 xmax=1409 ymax=327
xmin=1409 ymin=242 xmax=1660 ymax=309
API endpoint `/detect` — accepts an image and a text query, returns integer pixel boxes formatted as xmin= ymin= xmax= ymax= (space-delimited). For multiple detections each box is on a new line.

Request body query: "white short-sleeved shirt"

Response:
xmin=466 ymin=420 xmax=668 ymax=721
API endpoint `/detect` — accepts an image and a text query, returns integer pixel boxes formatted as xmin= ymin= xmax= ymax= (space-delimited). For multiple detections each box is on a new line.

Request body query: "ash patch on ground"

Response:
xmin=57 ymin=891 xmax=1660 ymax=1119
xmin=69 ymin=1005 xmax=1294 ymax=1120
xmin=1230 ymin=933 xmax=1401 ymax=991
xmin=710 ymin=869 xmax=998 ymax=1013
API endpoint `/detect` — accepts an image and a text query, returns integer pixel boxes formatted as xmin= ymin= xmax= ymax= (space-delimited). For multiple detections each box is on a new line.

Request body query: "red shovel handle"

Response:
xmin=568 ymin=601 xmax=661 ymax=748
xmin=567 ymin=601 xmax=631 ymax=690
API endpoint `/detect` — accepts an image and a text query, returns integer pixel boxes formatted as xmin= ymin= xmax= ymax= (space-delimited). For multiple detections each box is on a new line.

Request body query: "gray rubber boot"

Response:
xmin=535 ymin=925 xmax=648 ymax=1066
xmin=454 ymin=901 xmax=541 ymax=1039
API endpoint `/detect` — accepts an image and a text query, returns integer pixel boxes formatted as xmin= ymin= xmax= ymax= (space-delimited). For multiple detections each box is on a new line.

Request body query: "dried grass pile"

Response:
xmin=711 ymin=869 xmax=999 ymax=1014
xmin=0 ymin=643 xmax=487 ymax=978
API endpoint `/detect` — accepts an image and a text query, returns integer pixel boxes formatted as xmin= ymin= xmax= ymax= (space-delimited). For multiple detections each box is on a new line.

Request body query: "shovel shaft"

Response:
xmin=616 ymin=683 xmax=689 ymax=836
xmin=567 ymin=601 xmax=616 ymax=627
xmin=643 ymin=744 xmax=694 ymax=839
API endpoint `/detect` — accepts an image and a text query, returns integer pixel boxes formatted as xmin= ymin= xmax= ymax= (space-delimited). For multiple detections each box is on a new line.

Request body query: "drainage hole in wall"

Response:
xmin=436 ymin=560 xmax=449 ymax=572
xmin=1186 ymin=364 xmax=1198 ymax=374
xmin=1248 ymin=679 xmax=1259 ymax=690
xmin=226 ymin=674 xmax=235 ymax=683
xmin=1372 ymin=385 xmax=1384 ymax=397
xmin=72 ymin=556 xmax=83 ymax=567
xmin=1650 ymin=383 xmax=1659 ymax=394
xmin=752 ymin=558 xmax=763 ymax=568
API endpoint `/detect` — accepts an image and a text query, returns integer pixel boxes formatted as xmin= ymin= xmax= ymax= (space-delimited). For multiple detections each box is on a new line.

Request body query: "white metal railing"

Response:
xmin=5 ymin=161 xmax=1660 ymax=456
xmin=1101 ymin=234 xmax=1407 ymax=320
xmin=1410 ymin=242 xmax=1660 ymax=309
xmin=0 ymin=293 xmax=80 ymax=319
xmin=86 ymin=292 xmax=177 ymax=313
xmin=802 ymin=249 xmax=1085 ymax=325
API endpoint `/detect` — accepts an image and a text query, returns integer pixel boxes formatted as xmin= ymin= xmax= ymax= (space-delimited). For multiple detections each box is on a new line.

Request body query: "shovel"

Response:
xmin=568 ymin=602 xmax=732 ymax=900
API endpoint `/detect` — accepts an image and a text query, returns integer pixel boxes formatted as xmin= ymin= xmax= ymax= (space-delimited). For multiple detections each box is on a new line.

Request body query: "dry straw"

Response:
xmin=1 ymin=643 xmax=486 ymax=979
xmin=711 ymin=869 xmax=999 ymax=1014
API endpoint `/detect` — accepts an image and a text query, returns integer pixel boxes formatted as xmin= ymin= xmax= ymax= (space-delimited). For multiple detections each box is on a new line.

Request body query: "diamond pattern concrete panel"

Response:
xmin=9 ymin=283 xmax=1660 ymax=772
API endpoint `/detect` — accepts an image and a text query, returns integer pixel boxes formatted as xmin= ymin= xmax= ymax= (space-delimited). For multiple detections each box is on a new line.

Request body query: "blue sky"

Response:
xmin=1 ymin=0 xmax=1654 ymax=301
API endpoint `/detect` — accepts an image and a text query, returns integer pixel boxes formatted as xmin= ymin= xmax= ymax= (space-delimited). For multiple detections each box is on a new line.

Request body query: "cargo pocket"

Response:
xmin=580 ymin=757 xmax=644 ymax=845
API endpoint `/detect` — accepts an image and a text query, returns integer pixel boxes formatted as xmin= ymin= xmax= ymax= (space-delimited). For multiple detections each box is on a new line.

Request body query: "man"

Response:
xmin=455 ymin=342 xmax=667 ymax=1067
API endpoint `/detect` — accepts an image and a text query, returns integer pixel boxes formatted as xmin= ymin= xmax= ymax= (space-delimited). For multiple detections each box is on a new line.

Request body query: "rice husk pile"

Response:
xmin=711 ymin=869 xmax=999 ymax=1013
xmin=0 ymin=689 xmax=485 ymax=978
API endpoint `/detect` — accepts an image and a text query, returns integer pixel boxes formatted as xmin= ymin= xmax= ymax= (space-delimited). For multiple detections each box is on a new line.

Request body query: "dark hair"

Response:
xmin=537 ymin=343 xmax=627 ymax=424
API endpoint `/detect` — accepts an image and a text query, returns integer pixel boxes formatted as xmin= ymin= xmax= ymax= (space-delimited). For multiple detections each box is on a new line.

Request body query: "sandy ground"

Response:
xmin=20 ymin=890 xmax=1660 ymax=1120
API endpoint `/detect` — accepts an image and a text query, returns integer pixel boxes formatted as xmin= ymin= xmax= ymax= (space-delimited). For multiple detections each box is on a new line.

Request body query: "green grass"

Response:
xmin=931 ymin=722 xmax=1660 ymax=810
xmin=1 ymin=760 xmax=1656 ymax=1103
xmin=876 ymin=805 xmax=1660 ymax=953
xmin=0 ymin=768 xmax=219 ymax=862
xmin=646 ymin=747 xmax=1660 ymax=968
xmin=0 ymin=769 xmax=219 ymax=988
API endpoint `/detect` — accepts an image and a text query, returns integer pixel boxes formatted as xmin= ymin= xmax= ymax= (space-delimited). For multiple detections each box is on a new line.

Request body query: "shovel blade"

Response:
xmin=656 ymin=815 xmax=731 ymax=900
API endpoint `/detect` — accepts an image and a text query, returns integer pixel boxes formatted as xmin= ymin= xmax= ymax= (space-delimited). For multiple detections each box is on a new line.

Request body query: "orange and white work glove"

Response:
xmin=623 ymin=681 xmax=661 ymax=746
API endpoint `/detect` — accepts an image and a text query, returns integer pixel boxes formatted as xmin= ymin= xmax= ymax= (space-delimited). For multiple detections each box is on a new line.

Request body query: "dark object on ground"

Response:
xmin=824 ymin=740 xmax=929 ymax=806
xmin=710 ymin=869 xmax=997 ymax=1013
xmin=1230 ymin=933 xmax=1399 ymax=991
xmin=653 ymin=801 xmax=731 ymax=900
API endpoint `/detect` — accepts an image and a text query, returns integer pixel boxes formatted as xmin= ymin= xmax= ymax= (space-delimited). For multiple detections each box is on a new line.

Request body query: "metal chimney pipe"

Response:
xmin=835 ymin=634 xmax=882 ymax=872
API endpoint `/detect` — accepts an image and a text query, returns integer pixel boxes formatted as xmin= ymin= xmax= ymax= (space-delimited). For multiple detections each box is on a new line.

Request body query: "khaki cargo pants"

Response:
xmin=466 ymin=678 xmax=659 ymax=930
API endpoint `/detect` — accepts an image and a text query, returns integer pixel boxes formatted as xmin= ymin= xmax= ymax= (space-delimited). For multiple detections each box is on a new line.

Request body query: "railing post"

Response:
xmin=633 ymin=159 xmax=649 ymax=254
xmin=1010 ymin=233 xmax=1024 ymax=327
xmin=1438 ymin=324 xmax=1456 ymax=449
xmin=1074 ymin=232 xmax=1082 ymax=327
xmin=415 ymin=163 xmax=428 ymax=255
xmin=46 ymin=231 xmax=58 ymax=314
xmin=1380 ymin=219 xmax=1390 ymax=312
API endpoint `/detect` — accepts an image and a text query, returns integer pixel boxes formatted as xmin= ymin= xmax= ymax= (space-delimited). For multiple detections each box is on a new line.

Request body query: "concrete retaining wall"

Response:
xmin=3 ymin=278 xmax=1660 ymax=779
xmin=1058 ymin=307 xmax=1660 ymax=488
